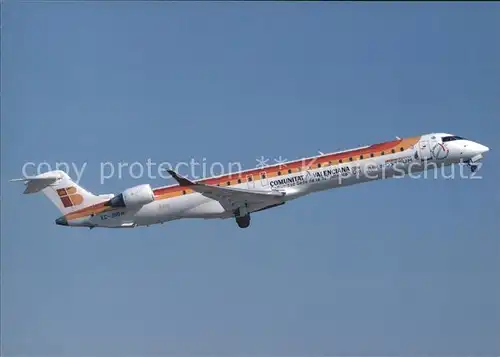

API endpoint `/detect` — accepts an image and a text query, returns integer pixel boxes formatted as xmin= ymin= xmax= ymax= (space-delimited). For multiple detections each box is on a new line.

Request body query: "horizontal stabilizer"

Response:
xmin=10 ymin=175 xmax=62 ymax=194
xmin=11 ymin=170 xmax=107 ymax=216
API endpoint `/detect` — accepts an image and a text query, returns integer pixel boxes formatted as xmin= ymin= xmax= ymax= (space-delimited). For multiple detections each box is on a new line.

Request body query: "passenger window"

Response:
xmin=277 ymin=171 xmax=281 ymax=176
xmin=360 ymin=155 xmax=363 ymax=160
xmin=370 ymin=153 xmax=374 ymax=158
xmin=339 ymin=159 xmax=343 ymax=163
xmin=317 ymin=163 xmax=321 ymax=168
xmin=248 ymin=176 xmax=253 ymax=182
xmin=237 ymin=179 xmax=242 ymax=184
xmin=381 ymin=151 xmax=385 ymax=155
xmin=349 ymin=157 xmax=353 ymax=161
xmin=400 ymin=147 xmax=404 ymax=151
xmin=182 ymin=190 xmax=186 ymax=195
xmin=391 ymin=149 xmax=395 ymax=153
xmin=288 ymin=169 xmax=292 ymax=174
xmin=261 ymin=173 xmax=266 ymax=179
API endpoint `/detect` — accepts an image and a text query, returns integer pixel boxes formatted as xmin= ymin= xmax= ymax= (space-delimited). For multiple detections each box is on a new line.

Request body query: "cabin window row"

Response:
xmin=186 ymin=147 xmax=406 ymax=189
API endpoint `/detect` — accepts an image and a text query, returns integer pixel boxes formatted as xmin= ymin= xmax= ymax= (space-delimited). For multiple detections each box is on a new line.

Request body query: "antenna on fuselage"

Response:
xmin=396 ymin=136 xmax=401 ymax=140
xmin=318 ymin=151 xmax=325 ymax=155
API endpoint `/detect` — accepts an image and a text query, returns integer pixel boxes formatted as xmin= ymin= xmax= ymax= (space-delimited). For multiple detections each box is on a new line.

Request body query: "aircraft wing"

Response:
xmin=166 ymin=169 xmax=285 ymax=212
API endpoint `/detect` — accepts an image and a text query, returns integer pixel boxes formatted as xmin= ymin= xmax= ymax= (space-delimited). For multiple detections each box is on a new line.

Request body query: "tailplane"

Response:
xmin=10 ymin=170 xmax=109 ymax=215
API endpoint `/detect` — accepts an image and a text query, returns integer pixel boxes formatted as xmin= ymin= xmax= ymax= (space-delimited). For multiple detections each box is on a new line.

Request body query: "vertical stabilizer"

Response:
xmin=11 ymin=170 xmax=106 ymax=215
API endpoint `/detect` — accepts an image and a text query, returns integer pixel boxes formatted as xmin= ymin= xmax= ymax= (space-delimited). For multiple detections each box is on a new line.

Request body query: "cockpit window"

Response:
xmin=442 ymin=136 xmax=465 ymax=142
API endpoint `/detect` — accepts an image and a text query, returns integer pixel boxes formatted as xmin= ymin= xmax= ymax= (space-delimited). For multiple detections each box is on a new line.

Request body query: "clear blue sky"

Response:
xmin=2 ymin=2 xmax=499 ymax=356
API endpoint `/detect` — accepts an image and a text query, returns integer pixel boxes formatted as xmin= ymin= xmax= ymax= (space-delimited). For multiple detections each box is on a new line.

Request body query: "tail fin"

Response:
xmin=11 ymin=170 xmax=107 ymax=215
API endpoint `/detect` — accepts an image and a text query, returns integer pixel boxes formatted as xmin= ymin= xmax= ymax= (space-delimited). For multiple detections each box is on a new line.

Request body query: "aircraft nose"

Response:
xmin=468 ymin=142 xmax=489 ymax=155
xmin=55 ymin=216 xmax=68 ymax=226
xmin=479 ymin=144 xmax=489 ymax=153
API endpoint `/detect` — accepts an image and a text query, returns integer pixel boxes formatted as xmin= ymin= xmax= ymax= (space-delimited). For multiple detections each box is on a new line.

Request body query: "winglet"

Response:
xmin=166 ymin=170 xmax=195 ymax=186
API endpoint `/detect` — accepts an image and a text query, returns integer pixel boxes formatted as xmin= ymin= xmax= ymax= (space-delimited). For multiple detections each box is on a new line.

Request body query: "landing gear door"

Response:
xmin=418 ymin=140 xmax=432 ymax=161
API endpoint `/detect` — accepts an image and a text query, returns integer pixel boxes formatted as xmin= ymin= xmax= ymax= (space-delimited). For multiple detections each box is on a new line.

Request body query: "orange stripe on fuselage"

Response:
xmin=65 ymin=136 xmax=420 ymax=220
xmin=65 ymin=201 xmax=110 ymax=221
xmin=153 ymin=136 xmax=420 ymax=199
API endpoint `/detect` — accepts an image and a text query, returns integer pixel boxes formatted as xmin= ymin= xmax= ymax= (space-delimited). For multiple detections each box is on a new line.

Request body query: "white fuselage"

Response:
xmin=62 ymin=133 xmax=489 ymax=229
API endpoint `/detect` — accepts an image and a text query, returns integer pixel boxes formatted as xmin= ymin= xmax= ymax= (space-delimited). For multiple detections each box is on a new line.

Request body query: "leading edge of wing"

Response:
xmin=165 ymin=169 xmax=285 ymax=198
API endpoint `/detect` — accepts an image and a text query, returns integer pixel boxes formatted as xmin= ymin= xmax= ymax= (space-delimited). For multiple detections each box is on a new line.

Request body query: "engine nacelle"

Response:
xmin=109 ymin=184 xmax=155 ymax=208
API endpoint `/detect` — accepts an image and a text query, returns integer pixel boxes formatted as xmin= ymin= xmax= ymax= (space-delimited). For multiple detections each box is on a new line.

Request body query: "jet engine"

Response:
xmin=108 ymin=184 xmax=155 ymax=208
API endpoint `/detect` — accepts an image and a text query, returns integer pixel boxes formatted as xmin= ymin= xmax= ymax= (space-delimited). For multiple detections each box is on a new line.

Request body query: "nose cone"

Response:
xmin=479 ymin=144 xmax=489 ymax=154
xmin=55 ymin=216 xmax=68 ymax=226
xmin=469 ymin=142 xmax=489 ymax=155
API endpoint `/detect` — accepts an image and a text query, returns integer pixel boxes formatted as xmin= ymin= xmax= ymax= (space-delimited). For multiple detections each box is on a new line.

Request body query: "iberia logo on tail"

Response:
xmin=57 ymin=187 xmax=84 ymax=207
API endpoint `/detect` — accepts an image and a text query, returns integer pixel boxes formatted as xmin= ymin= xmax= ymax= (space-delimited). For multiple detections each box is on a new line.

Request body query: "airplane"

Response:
xmin=11 ymin=133 xmax=489 ymax=229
